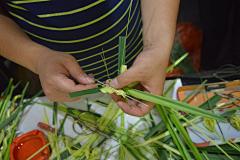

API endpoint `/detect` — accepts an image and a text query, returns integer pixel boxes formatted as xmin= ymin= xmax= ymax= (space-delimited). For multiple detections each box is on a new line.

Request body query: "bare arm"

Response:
xmin=141 ymin=0 xmax=179 ymax=52
xmin=0 ymin=7 xmax=44 ymax=73
xmin=109 ymin=0 xmax=180 ymax=116
xmin=0 ymin=5 xmax=96 ymax=101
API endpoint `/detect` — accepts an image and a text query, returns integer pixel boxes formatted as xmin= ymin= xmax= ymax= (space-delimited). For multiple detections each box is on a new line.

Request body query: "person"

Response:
xmin=0 ymin=0 xmax=180 ymax=117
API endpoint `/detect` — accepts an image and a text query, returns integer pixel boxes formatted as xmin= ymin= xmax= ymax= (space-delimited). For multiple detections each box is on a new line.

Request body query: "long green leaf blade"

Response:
xmin=166 ymin=53 xmax=188 ymax=73
xmin=168 ymin=108 xmax=202 ymax=160
xmin=157 ymin=105 xmax=190 ymax=160
xmin=118 ymin=36 xmax=126 ymax=75
xmin=127 ymin=89 xmax=224 ymax=121
xmin=0 ymin=89 xmax=43 ymax=132
xmin=69 ymin=88 xmax=101 ymax=98
xmin=182 ymin=80 xmax=207 ymax=103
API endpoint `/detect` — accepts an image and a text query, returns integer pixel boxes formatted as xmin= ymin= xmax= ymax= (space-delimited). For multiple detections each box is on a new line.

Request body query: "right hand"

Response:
xmin=36 ymin=49 xmax=97 ymax=102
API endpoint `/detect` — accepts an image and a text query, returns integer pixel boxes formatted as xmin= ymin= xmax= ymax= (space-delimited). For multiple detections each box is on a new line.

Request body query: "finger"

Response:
xmin=110 ymin=92 xmax=153 ymax=117
xmin=55 ymin=95 xmax=81 ymax=102
xmin=132 ymin=83 xmax=143 ymax=90
xmin=88 ymin=73 xmax=94 ymax=78
xmin=119 ymin=100 xmax=154 ymax=117
xmin=127 ymin=99 xmax=138 ymax=106
xmin=64 ymin=57 xmax=95 ymax=85
xmin=109 ymin=93 xmax=125 ymax=102
xmin=109 ymin=67 xmax=140 ymax=89
xmin=137 ymin=100 xmax=155 ymax=113
xmin=56 ymin=73 xmax=97 ymax=94
xmin=44 ymin=85 xmax=82 ymax=102
xmin=106 ymin=79 xmax=110 ymax=85
xmin=136 ymin=90 xmax=155 ymax=113
xmin=51 ymin=92 xmax=81 ymax=102
xmin=117 ymin=101 xmax=150 ymax=117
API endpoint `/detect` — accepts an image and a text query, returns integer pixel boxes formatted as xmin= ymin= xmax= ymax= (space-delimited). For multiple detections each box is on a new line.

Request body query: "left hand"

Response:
xmin=108 ymin=47 xmax=169 ymax=117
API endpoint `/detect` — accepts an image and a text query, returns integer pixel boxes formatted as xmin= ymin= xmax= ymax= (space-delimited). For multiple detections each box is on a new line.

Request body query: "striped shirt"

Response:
xmin=1 ymin=0 xmax=143 ymax=81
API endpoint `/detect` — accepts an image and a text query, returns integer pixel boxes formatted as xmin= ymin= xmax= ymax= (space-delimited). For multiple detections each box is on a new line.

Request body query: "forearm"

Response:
xmin=141 ymin=0 xmax=180 ymax=54
xmin=0 ymin=13 xmax=49 ymax=74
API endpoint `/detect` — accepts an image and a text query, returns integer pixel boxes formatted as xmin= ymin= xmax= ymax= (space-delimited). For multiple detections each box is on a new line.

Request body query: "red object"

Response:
xmin=166 ymin=22 xmax=203 ymax=77
xmin=176 ymin=22 xmax=203 ymax=72
xmin=38 ymin=122 xmax=55 ymax=133
xmin=175 ymin=22 xmax=203 ymax=54
xmin=10 ymin=130 xmax=50 ymax=160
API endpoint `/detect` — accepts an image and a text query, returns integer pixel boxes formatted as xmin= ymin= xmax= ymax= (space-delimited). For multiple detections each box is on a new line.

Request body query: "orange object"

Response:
xmin=177 ymin=80 xmax=240 ymax=108
xmin=38 ymin=122 xmax=55 ymax=133
xmin=10 ymin=130 xmax=50 ymax=160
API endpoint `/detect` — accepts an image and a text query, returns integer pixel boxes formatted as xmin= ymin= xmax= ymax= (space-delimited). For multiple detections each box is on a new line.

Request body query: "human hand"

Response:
xmin=108 ymin=48 xmax=169 ymax=117
xmin=36 ymin=49 xmax=97 ymax=102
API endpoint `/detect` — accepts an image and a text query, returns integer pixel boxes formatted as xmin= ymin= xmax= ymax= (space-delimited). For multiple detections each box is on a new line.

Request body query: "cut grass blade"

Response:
xmin=0 ymin=78 xmax=13 ymax=113
xmin=158 ymin=148 xmax=168 ymax=160
xmin=0 ymin=85 xmax=14 ymax=124
xmin=184 ymin=94 xmax=221 ymax=120
xmin=26 ymin=143 xmax=51 ymax=160
xmin=58 ymin=114 xmax=67 ymax=133
xmin=0 ymin=95 xmax=21 ymax=157
xmin=0 ymin=89 xmax=43 ymax=132
xmin=144 ymin=95 xmax=220 ymax=146
xmin=53 ymin=102 xmax=57 ymax=125
xmin=174 ymin=110 xmax=235 ymax=160
xmin=221 ymin=109 xmax=239 ymax=118
xmin=3 ymin=82 xmax=29 ymax=160
xmin=127 ymin=89 xmax=225 ymax=121
xmin=43 ymin=107 xmax=56 ymax=155
xmin=182 ymin=80 xmax=207 ymax=103
xmin=118 ymin=36 xmax=126 ymax=75
xmin=200 ymin=153 xmax=240 ymax=160
xmin=197 ymin=144 xmax=240 ymax=155
xmin=166 ymin=53 xmax=189 ymax=73
xmin=144 ymin=79 xmax=178 ymax=140
xmin=38 ymin=102 xmax=101 ymax=119
xmin=156 ymin=105 xmax=191 ymax=160
xmin=144 ymin=120 xmax=165 ymax=140
xmin=101 ymin=48 xmax=111 ymax=80
xmin=154 ymin=141 xmax=181 ymax=156
xmin=167 ymin=108 xmax=202 ymax=160
xmin=69 ymin=88 xmax=101 ymax=98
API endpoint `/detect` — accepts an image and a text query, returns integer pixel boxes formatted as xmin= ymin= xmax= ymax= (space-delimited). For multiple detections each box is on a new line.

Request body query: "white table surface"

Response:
xmin=17 ymin=79 xmax=182 ymax=159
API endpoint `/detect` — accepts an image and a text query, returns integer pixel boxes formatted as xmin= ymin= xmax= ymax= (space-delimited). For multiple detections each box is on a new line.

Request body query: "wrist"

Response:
xmin=142 ymin=41 xmax=172 ymax=61
xmin=143 ymin=32 xmax=175 ymax=52
xmin=24 ymin=42 xmax=52 ymax=74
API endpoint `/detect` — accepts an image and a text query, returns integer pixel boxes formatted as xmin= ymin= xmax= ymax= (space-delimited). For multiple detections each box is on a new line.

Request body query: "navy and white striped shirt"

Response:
xmin=1 ymin=0 xmax=143 ymax=81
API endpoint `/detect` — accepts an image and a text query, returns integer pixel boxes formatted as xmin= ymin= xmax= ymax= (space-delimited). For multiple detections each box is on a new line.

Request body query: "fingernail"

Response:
xmin=110 ymin=78 xmax=119 ymax=88
xmin=86 ymin=77 xmax=94 ymax=83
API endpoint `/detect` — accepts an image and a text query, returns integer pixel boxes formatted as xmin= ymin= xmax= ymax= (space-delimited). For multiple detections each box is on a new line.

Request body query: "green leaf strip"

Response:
xmin=0 ymin=89 xmax=43 ymax=132
xmin=69 ymin=88 xmax=101 ymax=98
xmin=118 ymin=36 xmax=126 ymax=75
xmin=127 ymin=89 xmax=224 ymax=121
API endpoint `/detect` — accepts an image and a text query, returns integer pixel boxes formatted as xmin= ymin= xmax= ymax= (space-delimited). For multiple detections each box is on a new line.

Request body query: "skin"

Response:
xmin=0 ymin=4 xmax=97 ymax=102
xmin=0 ymin=0 xmax=179 ymax=115
xmin=109 ymin=0 xmax=180 ymax=117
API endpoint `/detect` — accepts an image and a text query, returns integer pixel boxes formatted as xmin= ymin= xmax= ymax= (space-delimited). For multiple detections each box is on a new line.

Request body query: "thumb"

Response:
xmin=65 ymin=59 xmax=95 ymax=84
xmin=109 ymin=68 xmax=139 ymax=89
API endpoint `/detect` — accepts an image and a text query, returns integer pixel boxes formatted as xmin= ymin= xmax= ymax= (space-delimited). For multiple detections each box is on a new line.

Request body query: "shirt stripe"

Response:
xmin=1 ymin=0 xmax=143 ymax=81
